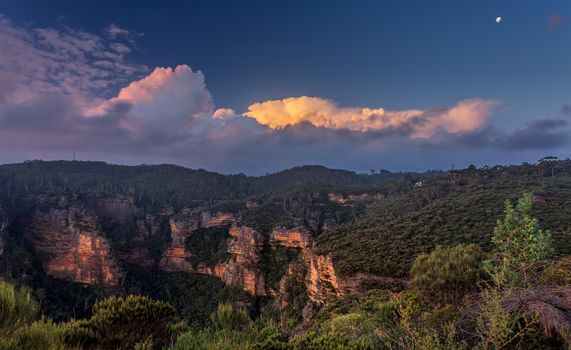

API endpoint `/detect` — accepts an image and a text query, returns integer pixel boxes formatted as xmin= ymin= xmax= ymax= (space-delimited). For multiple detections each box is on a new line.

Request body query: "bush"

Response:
xmin=210 ymin=303 xmax=252 ymax=332
xmin=0 ymin=280 xmax=38 ymax=338
xmin=542 ymin=256 xmax=571 ymax=286
xmin=0 ymin=318 xmax=66 ymax=350
xmin=170 ymin=328 xmax=254 ymax=350
xmin=410 ymin=244 xmax=487 ymax=301
xmin=490 ymin=192 xmax=554 ymax=288
xmin=77 ymin=295 xmax=177 ymax=350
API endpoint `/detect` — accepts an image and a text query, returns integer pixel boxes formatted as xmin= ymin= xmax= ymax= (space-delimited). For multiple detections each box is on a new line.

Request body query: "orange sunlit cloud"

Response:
xmin=244 ymin=96 xmax=497 ymax=138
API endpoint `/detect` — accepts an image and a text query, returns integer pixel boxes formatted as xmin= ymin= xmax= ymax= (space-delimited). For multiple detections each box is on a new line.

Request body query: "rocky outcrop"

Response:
xmin=25 ymin=205 xmax=123 ymax=287
xmin=303 ymin=252 xmax=342 ymax=302
xmin=200 ymin=211 xmax=235 ymax=228
xmin=195 ymin=225 xmax=266 ymax=295
xmin=269 ymin=226 xmax=342 ymax=303
xmin=270 ymin=226 xmax=313 ymax=249
xmin=158 ymin=209 xmax=234 ymax=272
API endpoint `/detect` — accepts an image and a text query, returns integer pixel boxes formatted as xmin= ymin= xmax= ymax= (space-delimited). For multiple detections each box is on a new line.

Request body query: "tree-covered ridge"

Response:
xmin=317 ymin=161 xmax=571 ymax=277
xmin=0 ymin=161 xmax=417 ymax=212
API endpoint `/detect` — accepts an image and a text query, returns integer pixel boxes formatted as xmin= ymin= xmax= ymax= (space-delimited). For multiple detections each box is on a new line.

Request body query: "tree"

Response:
xmin=490 ymin=192 xmax=554 ymax=288
xmin=410 ymin=244 xmax=487 ymax=302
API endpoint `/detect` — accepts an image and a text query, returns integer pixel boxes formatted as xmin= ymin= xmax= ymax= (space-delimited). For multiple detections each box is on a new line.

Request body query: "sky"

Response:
xmin=0 ymin=0 xmax=569 ymax=174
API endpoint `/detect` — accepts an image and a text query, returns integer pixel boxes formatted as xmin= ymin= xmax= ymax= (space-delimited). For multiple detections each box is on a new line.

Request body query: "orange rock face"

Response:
xmin=303 ymin=252 xmax=342 ymax=302
xmin=26 ymin=205 xmax=123 ymax=287
xmin=194 ymin=224 xmax=266 ymax=295
xmin=200 ymin=212 xmax=235 ymax=228
xmin=270 ymin=226 xmax=313 ymax=249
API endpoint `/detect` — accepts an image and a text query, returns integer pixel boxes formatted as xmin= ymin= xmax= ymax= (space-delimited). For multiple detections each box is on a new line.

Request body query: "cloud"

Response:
xmin=500 ymin=119 xmax=569 ymax=150
xmin=548 ymin=13 xmax=567 ymax=31
xmin=86 ymin=65 xmax=220 ymax=139
xmin=0 ymin=14 xmax=568 ymax=173
xmin=562 ymin=105 xmax=571 ymax=116
xmin=0 ymin=14 xmax=147 ymax=106
xmin=244 ymin=96 xmax=497 ymax=138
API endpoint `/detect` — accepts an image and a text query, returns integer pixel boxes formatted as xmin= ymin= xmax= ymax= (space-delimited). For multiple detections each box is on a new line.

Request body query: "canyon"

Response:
xmin=11 ymin=195 xmax=349 ymax=309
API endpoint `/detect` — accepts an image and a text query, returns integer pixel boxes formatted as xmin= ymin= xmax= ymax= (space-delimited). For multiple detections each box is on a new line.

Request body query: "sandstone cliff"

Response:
xmin=25 ymin=204 xmax=123 ymax=287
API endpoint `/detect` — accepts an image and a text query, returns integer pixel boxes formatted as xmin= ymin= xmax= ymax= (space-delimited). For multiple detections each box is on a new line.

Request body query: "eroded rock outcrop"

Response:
xmin=158 ymin=210 xmax=234 ymax=272
xmin=194 ymin=224 xmax=266 ymax=295
xmin=270 ymin=226 xmax=313 ymax=249
xmin=26 ymin=205 xmax=123 ymax=286
xmin=201 ymin=211 xmax=235 ymax=228
xmin=158 ymin=209 xmax=199 ymax=271
xmin=269 ymin=226 xmax=342 ymax=303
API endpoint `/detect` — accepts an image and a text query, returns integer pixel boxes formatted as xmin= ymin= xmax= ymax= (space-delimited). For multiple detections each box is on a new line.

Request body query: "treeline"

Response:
xmin=0 ymin=161 xmax=410 ymax=212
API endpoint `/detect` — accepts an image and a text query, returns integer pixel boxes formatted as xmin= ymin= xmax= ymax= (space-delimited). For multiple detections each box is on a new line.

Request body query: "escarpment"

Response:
xmin=24 ymin=203 xmax=123 ymax=287
xmin=5 ymin=191 xmax=353 ymax=317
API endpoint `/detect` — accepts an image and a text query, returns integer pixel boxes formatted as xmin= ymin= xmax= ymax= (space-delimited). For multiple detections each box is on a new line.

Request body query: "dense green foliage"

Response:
xmin=410 ymin=244 xmax=487 ymax=301
xmin=490 ymin=192 xmax=554 ymax=288
xmin=1 ymin=161 xmax=571 ymax=349
xmin=0 ymin=280 xmax=38 ymax=338
xmin=318 ymin=162 xmax=571 ymax=277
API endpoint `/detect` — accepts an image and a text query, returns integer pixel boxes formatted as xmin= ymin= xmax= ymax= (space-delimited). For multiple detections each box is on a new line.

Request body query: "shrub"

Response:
xmin=410 ymin=244 xmax=487 ymax=302
xmin=210 ymin=303 xmax=252 ymax=332
xmin=490 ymin=192 xmax=554 ymax=288
xmin=78 ymin=295 xmax=176 ymax=350
xmin=542 ymin=257 xmax=571 ymax=286
xmin=0 ymin=318 xmax=66 ymax=350
xmin=0 ymin=280 xmax=38 ymax=338
xmin=170 ymin=328 xmax=254 ymax=350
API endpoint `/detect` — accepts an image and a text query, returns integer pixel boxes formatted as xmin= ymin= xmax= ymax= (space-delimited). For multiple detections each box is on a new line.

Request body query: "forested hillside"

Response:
xmin=0 ymin=159 xmax=570 ymax=349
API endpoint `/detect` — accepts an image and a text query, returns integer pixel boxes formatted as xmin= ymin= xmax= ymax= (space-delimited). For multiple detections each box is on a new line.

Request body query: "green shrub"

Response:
xmin=0 ymin=318 xmax=66 ymax=350
xmin=490 ymin=192 xmax=554 ymax=288
xmin=210 ymin=303 xmax=252 ymax=332
xmin=410 ymin=244 xmax=487 ymax=302
xmin=170 ymin=328 xmax=253 ymax=350
xmin=77 ymin=295 xmax=177 ymax=350
xmin=541 ymin=256 xmax=571 ymax=286
xmin=0 ymin=280 xmax=38 ymax=338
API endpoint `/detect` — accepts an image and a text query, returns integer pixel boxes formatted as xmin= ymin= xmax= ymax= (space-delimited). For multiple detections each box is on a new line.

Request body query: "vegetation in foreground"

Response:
xmin=2 ymin=192 xmax=571 ymax=349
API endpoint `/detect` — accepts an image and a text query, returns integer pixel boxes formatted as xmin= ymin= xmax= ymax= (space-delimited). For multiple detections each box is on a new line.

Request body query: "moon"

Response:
xmin=496 ymin=16 xmax=502 ymax=23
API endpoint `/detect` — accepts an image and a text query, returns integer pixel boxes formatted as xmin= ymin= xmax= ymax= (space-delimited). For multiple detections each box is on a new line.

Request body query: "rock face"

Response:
xmin=158 ymin=210 xmax=235 ymax=272
xmin=270 ymin=227 xmax=313 ymax=249
xmin=158 ymin=209 xmax=200 ymax=271
xmin=200 ymin=212 xmax=235 ymax=228
xmin=16 ymin=194 xmax=343 ymax=305
xmin=25 ymin=205 xmax=123 ymax=287
xmin=269 ymin=226 xmax=342 ymax=303
xmin=162 ymin=221 xmax=267 ymax=296
xmin=303 ymin=253 xmax=342 ymax=302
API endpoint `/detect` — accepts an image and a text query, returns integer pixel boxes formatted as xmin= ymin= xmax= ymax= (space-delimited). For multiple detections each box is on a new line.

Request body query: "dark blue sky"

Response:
xmin=2 ymin=0 xmax=569 ymax=119
xmin=0 ymin=1 xmax=569 ymax=173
